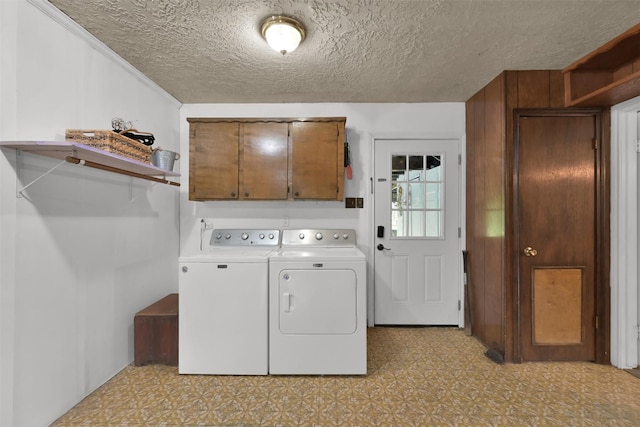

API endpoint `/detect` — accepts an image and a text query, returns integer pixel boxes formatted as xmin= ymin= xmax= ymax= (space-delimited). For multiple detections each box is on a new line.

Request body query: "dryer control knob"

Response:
xmin=241 ymin=233 xmax=249 ymax=240
xmin=315 ymin=232 xmax=323 ymax=240
xmin=269 ymin=233 xmax=275 ymax=240
xmin=343 ymin=233 xmax=350 ymax=239
xmin=259 ymin=233 xmax=265 ymax=239
xmin=225 ymin=233 xmax=231 ymax=239
xmin=299 ymin=233 xmax=305 ymax=240
xmin=215 ymin=233 xmax=222 ymax=240
xmin=181 ymin=266 xmax=188 ymax=273
xmin=333 ymin=233 xmax=340 ymax=239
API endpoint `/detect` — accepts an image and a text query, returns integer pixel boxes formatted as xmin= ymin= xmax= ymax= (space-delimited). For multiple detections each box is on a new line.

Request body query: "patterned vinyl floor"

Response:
xmin=52 ymin=327 xmax=640 ymax=426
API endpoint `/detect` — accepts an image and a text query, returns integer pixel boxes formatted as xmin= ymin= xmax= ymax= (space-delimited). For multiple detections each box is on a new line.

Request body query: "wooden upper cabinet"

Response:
xmin=240 ymin=122 xmax=288 ymax=200
xmin=188 ymin=117 xmax=346 ymax=201
xmin=563 ymin=23 xmax=640 ymax=107
xmin=189 ymin=121 xmax=239 ymax=200
xmin=290 ymin=121 xmax=345 ymax=200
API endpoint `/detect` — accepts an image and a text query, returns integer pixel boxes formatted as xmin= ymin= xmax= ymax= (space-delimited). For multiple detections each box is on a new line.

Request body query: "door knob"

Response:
xmin=523 ymin=246 xmax=538 ymax=257
xmin=377 ymin=244 xmax=390 ymax=251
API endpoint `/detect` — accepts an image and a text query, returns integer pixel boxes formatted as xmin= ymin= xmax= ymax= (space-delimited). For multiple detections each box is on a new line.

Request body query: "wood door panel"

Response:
xmin=240 ymin=123 xmax=288 ymax=200
xmin=517 ymin=112 xmax=596 ymax=362
xmin=291 ymin=122 xmax=343 ymax=200
xmin=189 ymin=122 xmax=239 ymax=200
xmin=532 ymin=267 xmax=583 ymax=345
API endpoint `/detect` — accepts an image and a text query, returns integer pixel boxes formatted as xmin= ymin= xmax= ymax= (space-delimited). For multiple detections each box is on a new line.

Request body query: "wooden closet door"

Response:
xmin=515 ymin=111 xmax=600 ymax=362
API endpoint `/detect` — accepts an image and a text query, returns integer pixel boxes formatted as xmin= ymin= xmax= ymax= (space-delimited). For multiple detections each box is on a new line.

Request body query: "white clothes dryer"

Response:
xmin=179 ymin=229 xmax=279 ymax=375
xmin=268 ymin=229 xmax=367 ymax=375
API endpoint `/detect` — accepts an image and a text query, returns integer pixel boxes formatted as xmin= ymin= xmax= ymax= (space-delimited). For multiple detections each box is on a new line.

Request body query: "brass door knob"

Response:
xmin=523 ymin=246 xmax=538 ymax=257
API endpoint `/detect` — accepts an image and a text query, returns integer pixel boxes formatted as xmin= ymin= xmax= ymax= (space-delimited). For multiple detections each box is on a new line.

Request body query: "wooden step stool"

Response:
xmin=134 ymin=293 xmax=178 ymax=366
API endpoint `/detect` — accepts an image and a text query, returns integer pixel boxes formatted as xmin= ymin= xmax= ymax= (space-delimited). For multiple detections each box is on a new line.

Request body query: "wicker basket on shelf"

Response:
xmin=65 ymin=129 xmax=151 ymax=163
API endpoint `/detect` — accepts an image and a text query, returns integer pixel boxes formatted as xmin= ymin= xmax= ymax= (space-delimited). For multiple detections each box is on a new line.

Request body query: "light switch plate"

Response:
xmin=345 ymin=197 xmax=356 ymax=208
xmin=356 ymin=198 xmax=364 ymax=208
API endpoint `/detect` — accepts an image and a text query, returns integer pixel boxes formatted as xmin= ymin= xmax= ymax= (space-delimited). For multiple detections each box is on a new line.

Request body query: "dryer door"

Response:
xmin=278 ymin=269 xmax=357 ymax=334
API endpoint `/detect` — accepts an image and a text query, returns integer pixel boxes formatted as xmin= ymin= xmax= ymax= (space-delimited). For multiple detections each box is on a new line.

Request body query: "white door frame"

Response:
xmin=611 ymin=97 xmax=640 ymax=369
xmin=369 ymin=132 xmax=466 ymax=328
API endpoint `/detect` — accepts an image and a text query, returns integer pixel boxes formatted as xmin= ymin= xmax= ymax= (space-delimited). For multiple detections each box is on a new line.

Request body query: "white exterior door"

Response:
xmin=374 ymin=138 xmax=461 ymax=325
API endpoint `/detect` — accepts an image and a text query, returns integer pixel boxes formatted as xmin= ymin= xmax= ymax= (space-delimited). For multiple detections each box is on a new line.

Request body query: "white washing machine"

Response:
xmin=179 ymin=229 xmax=279 ymax=375
xmin=269 ymin=229 xmax=367 ymax=375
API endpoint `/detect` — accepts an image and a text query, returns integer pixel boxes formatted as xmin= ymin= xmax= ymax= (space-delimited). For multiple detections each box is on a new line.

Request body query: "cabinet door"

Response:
xmin=240 ymin=123 xmax=289 ymax=200
xmin=290 ymin=121 xmax=344 ymax=200
xmin=189 ymin=122 xmax=239 ymax=200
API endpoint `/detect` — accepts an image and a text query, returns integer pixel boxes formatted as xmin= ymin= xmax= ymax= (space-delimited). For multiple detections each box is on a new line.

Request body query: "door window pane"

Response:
xmin=409 ymin=155 xmax=423 ymax=170
xmin=408 ymin=183 xmax=425 ymax=209
xmin=406 ymin=210 xmax=425 ymax=236
xmin=426 ymin=183 xmax=441 ymax=209
xmin=390 ymin=153 xmax=444 ymax=238
xmin=392 ymin=155 xmax=407 ymax=181
xmin=427 ymin=155 xmax=442 ymax=179
xmin=392 ymin=182 xmax=408 ymax=207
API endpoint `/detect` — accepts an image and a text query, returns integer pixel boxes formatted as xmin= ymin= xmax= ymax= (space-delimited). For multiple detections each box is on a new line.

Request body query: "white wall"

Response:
xmin=0 ymin=1 xmax=181 ymax=426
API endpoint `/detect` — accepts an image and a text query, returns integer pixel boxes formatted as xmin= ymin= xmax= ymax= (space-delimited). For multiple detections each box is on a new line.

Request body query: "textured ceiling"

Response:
xmin=48 ymin=0 xmax=640 ymax=104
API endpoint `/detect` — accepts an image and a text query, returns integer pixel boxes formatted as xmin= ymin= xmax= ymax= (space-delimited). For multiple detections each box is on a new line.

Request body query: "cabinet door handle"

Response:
xmin=244 ymin=192 xmax=249 ymax=197
xmin=294 ymin=191 xmax=299 ymax=197
xmin=230 ymin=191 xmax=236 ymax=197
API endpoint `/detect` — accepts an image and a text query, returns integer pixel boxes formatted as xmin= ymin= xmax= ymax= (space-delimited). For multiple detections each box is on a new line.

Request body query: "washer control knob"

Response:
xmin=181 ymin=266 xmax=188 ymax=273
xmin=268 ymin=233 xmax=275 ymax=240
xmin=299 ymin=233 xmax=305 ymax=240
xmin=259 ymin=233 xmax=265 ymax=239
xmin=315 ymin=232 xmax=323 ymax=240
xmin=215 ymin=233 xmax=222 ymax=240
xmin=241 ymin=233 xmax=249 ymax=240
xmin=333 ymin=233 xmax=340 ymax=239
xmin=343 ymin=233 xmax=350 ymax=239
xmin=225 ymin=233 xmax=231 ymax=239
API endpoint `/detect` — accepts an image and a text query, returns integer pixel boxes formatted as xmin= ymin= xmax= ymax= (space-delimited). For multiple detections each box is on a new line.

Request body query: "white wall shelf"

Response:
xmin=0 ymin=141 xmax=181 ymax=191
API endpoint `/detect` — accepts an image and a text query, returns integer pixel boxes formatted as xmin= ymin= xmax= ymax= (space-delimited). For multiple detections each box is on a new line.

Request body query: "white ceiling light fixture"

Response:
xmin=261 ymin=15 xmax=306 ymax=55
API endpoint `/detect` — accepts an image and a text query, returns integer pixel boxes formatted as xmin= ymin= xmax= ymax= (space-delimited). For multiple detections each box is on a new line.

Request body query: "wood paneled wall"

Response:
xmin=465 ymin=70 xmax=565 ymax=362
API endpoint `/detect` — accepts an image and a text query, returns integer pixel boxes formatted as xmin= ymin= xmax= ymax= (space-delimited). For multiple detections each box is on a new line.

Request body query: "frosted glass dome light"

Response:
xmin=261 ymin=16 xmax=306 ymax=55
